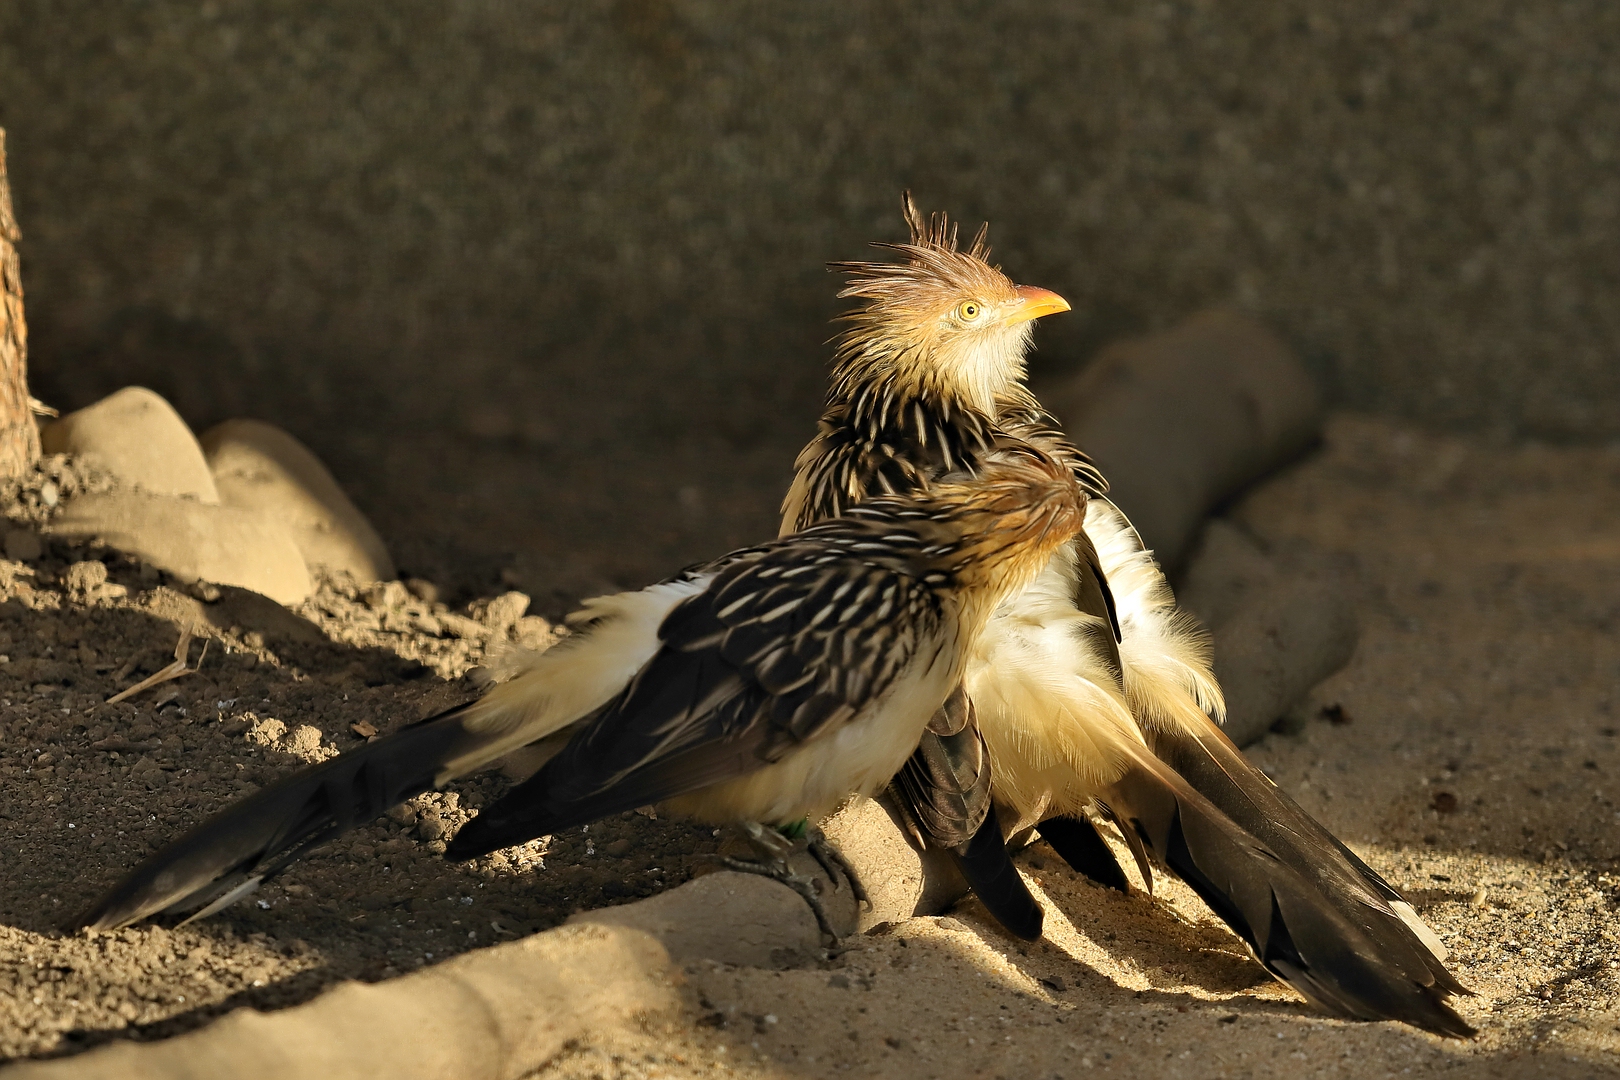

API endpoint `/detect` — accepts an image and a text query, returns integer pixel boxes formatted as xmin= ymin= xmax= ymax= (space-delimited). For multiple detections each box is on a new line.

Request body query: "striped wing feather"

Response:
xmin=446 ymin=537 xmax=942 ymax=857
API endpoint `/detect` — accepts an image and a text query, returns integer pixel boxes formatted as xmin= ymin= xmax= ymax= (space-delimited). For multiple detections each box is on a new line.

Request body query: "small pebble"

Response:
xmin=364 ymin=581 xmax=409 ymax=611
xmin=64 ymin=560 xmax=108 ymax=594
xmin=416 ymin=810 xmax=448 ymax=842
xmin=284 ymin=725 xmax=324 ymax=756
xmin=247 ymin=717 xmax=288 ymax=745
xmin=479 ymin=591 xmax=531 ymax=634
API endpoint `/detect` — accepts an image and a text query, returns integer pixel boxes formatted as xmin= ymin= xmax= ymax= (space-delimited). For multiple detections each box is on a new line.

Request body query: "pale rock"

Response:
xmin=62 ymin=559 xmax=108 ymax=594
xmin=1 ymin=924 xmax=675 ymax=1080
xmin=415 ymin=808 xmax=447 ymax=842
xmin=247 ymin=717 xmax=288 ymax=746
xmin=570 ymin=869 xmax=827 ymax=968
xmin=200 ymin=419 xmax=395 ymax=583
xmin=46 ymin=490 xmax=313 ymax=604
xmin=1177 ymin=520 xmax=1360 ymax=745
xmin=284 ymin=724 xmax=325 ymax=758
xmin=511 ymin=615 xmax=555 ymax=650
xmin=63 ymin=559 xmax=128 ymax=604
xmin=364 ymin=580 xmax=409 ymax=611
xmin=1048 ymin=309 xmax=1322 ymax=570
xmin=41 ymin=387 xmax=219 ymax=502
xmin=819 ymin=794 xmax=969 ymax=928
xmin=473 ymin=591 xmax=530 ymax=636
xmin=438 ymin=612 xmax=488 ymax=640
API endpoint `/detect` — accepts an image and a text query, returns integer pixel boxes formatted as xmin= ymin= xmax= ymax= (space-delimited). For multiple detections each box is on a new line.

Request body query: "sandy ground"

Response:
xmin=1 ymin=411 xmax=1618 ymax=1077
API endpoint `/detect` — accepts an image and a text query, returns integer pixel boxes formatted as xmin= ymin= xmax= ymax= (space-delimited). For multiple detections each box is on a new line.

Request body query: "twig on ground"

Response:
xmin=106 ymin=625 xmax=209 ymax=705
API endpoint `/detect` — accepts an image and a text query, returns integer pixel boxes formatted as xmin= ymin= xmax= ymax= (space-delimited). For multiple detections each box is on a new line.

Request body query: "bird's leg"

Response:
xmin=741 ymin=819 xmax=797 ymax=858
xmin=710 ymin=820 xmax=843 ymax=943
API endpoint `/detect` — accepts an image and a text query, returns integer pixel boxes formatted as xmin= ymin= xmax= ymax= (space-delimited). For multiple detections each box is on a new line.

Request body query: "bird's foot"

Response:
xmin=705 ymin=821 xmax=862 ymax=944
xmin=713 ymin=853 xmax=841 ymax=944
xmin=806 ymin=827 xmax=869 ymax=911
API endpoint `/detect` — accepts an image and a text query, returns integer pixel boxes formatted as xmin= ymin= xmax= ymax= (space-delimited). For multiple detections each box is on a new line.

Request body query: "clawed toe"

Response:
xmin=706 ymin=822 xmax=865 ymax=944
xmin=807 ymin=827 xmax=869 ymax=909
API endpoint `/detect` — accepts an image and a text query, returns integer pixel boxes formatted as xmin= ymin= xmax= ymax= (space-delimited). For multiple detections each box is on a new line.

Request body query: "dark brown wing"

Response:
xmin=447 ymin=534 xmax=944 ymax=857
xmin=886 ymin=688 xmax=1044 ymax=940
xmin=889 ymin=685 xmax=989 ymax=848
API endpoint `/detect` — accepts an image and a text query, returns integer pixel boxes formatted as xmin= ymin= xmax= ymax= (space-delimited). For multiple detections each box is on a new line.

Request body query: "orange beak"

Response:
xmin=1009 ymin=285 xmax=1071 ymax=324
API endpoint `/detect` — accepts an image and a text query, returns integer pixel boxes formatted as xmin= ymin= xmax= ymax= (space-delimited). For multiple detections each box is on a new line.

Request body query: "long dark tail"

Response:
xmin=1150 ymin=716 xmax=1451 ymax=950
xmin=886 ymin=688 xmax=1043 ymax=940
xmin=950 ymin=804 xmax=1042 ymax=939
xmin=1095 ymin=738 xmax=1473 ymax=1037
xmin=71 ymin=705 xmax=490 ymax=932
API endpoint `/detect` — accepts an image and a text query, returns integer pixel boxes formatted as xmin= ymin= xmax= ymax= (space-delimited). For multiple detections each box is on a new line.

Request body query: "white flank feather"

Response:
xmin=960 ymin=500 xmax=1227 ymax=828
xmin=968 ymin=544 xmax=1145 ymax=825
xmin=435 ymin=576 xmax=710 ymax=782
xmin=1084 ymin=499 xmax=1225 ymax=733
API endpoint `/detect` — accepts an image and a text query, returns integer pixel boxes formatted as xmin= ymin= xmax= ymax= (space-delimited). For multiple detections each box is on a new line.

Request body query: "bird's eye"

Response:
xmin=957 ymin=301 xmax=982 ymax=321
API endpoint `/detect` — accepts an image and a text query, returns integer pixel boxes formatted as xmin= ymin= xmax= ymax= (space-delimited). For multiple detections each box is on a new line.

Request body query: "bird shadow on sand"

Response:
xmin=968 ymin=841 xmax=1303 ymax=1014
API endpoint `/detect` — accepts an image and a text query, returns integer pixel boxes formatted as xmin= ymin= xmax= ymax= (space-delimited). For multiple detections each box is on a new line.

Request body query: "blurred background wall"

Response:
xmin=1 ymin=1 xmax=1616 ymax=593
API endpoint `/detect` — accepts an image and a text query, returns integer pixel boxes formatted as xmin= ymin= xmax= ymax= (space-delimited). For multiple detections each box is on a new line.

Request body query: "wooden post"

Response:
xmin=0 ymin=129 xmax=40 ymax=478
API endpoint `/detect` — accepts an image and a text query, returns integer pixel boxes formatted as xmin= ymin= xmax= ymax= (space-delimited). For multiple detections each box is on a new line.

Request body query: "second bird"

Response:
xmin=782 ymin=194 xmax=1473 ymax=1036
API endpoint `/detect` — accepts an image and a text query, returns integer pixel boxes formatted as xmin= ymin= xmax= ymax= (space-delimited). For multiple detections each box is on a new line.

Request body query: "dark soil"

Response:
xmin=0 ymin=456 xmax=722 ymax=1061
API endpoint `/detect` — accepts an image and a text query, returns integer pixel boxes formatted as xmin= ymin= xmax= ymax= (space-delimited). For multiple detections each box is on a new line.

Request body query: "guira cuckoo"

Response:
xmin=781 ymin=194 xmax=1472 ymax=1036
xmin=73 ymin=447 xmax=1085 ymax=939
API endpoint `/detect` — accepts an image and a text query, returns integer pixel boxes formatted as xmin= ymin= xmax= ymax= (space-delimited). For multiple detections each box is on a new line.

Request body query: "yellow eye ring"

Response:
xmin=957 ymin=300 xmax=982 ymax=321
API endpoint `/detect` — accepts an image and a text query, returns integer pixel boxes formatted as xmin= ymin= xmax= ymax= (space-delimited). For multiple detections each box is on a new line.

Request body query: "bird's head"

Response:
xmin=829 ymin=192 xmax=1069 ymax=415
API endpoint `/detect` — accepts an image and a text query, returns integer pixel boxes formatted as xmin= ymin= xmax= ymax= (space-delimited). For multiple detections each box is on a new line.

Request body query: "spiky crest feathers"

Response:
xmin=828 ymin=192 xmax=1042 ymax=418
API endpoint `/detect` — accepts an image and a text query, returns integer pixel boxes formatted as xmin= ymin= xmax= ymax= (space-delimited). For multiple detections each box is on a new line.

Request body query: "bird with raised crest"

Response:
xmin=72 ymin=446 xmax=1086 ymax=942
xmin=781 ymin=192 xmax=1474 ymax=1035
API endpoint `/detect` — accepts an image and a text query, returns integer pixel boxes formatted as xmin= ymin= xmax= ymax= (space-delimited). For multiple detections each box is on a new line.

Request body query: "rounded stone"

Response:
xmin=199 ymin=419 xmax=395 ymax=583
xmin=1177 ymin=519 xmax=1360 ymax=746
xmin=41 ymin=387 xmax=219 ymax=502
xmin=1047 ymin=309 xmax=1322 ymax=571
xmin=568 ymin=869 xmax=824 ymax=969
xmin=46 ymin=490 xmax=313 ymax=604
